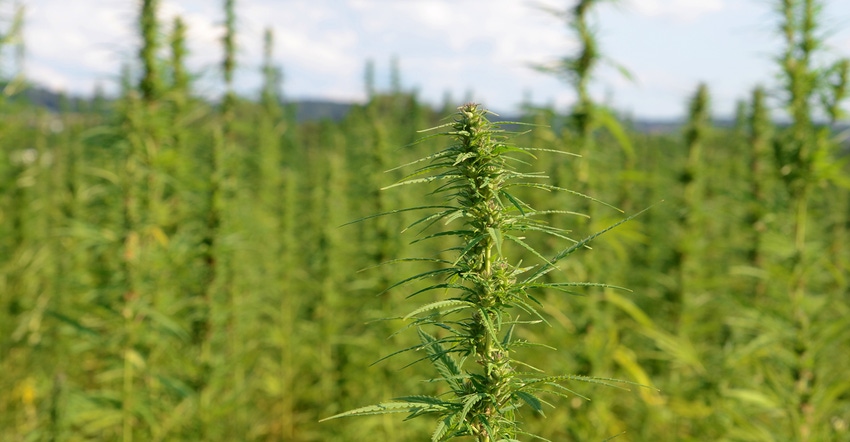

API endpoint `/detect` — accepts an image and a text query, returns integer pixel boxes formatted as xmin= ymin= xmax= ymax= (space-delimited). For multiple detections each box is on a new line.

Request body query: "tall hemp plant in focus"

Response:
xmin=323 ymin=103 xmax=645 ymax=441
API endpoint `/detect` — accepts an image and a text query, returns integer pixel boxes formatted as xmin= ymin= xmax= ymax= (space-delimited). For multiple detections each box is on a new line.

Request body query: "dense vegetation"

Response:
xmin=1 ymin=0 xmax=849 ymax=441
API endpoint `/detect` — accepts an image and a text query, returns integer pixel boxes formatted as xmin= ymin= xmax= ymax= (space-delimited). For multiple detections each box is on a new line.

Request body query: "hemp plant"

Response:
xmin=534 ymin=0 xmax=634 ymax=191
xmin=323 ymin=104 xmax=640 ymax=441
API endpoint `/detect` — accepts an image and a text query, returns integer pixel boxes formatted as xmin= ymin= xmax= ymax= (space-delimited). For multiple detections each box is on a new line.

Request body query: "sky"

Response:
xmin=9 ymin=0 xmax=850 ymax=119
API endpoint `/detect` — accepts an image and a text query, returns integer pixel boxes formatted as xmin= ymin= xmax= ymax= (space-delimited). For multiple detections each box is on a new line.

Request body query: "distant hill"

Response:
xmin=6 ymin=83 xmax=356 ymax=123
xmin=3 ymin=83 xmax=353 ymax=120
xmin=290 ymin=99 xmax=353 ymax=122
xmin=3 ymin=82 xmax=92 ymax=111
xmin=6 ymin=83 xmax=849 ymax=146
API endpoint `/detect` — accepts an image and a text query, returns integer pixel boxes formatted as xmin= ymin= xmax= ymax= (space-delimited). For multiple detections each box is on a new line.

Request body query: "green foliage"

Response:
xmin=170 ymin=17 xmax=189 ymax=99
xmin=323 ymin=104 xmax=641 ymax=441
xmin=221 ymin=0 xmax=237 ymax=112
xmin=740 ymin=2 xmax=850 ymax=441
xmin=0 ymin=0 xmax=24 ymax=95
xmin=138 ymin=0 xmax=161 ymax=102
xmin=260 ymin=28 xmax=283 ymax=110
xmin=533 ymin=0 xmax=632 ymax=157
xmin=1 ymin=0 xmax=850 ymax=441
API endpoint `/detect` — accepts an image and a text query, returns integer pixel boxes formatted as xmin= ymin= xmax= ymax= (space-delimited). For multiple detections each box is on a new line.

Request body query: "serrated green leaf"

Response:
xmin=501 ymin=324 xmax=516 ymax=347
xmin=452 ymin=233 xmax=487 ymax=266
xmin=453 ymin=151 xmax=478 ymax=165
xmin=380 ymin=267 xmax=459 ymax=296
xmin=419 ymin=329 xmax=463 ymax=390
xmin=432 ymin=418 xmax=449 ymax=442
xmin=477 ymin=307 xmax=503 ymax=347
xmin=395 ymin=395 xmax=452 ymax=406
xmin=341 ymin=205 xmax=455 ymax=227
xmin=514 ymin=390 xmax=544 ymax=415
xmin=404 ymin=283 xmax=475 ymax=300
xmin=320 ymin=401 xmax=445 ymax=422
xmin=404 ymin=299 xmax=476 ymax=320
xmin=455 ymin=393 xmax=485 ymax=430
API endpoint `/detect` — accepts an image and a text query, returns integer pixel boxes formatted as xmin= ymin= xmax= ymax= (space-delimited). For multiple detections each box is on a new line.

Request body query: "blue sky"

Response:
xmin=14 ymin=0 xmax=850 ymax=119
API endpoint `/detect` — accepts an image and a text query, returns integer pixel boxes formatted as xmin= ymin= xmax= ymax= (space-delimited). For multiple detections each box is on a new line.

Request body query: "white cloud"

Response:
xmin=24 ymin=0 xmax=136 ymax=93
xmin=15 ymin=0 xmax=595 ymax=109
xmin=26 ymin=63 xmax=69 ymax=91
xmin=19 ymin=0 xmax=848 ymax=118
xmin=836 ymin=35 xmax=850 ymax=55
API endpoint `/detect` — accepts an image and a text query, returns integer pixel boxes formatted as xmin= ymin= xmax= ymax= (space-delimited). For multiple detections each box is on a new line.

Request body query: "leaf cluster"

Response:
xmin=326 ymin=104 xmax=637 ymax=441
